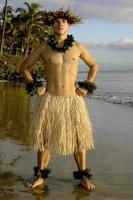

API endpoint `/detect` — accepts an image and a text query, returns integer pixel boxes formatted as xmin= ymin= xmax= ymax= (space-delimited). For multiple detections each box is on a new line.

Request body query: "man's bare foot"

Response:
xmin=80 ymin=178 xmax=96 ymax=191
xmin=27 ymin=177 xmax=44 ymax=188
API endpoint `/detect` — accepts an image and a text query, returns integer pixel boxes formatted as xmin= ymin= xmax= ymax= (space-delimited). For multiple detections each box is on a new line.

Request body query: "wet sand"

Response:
xmin=0 ymin=83 xmax=133 ymax=200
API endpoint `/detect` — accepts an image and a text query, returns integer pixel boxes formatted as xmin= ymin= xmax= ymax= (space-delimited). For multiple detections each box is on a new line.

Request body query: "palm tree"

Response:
xmin=16 ymin=2 xmax=45 ymax=57
xmin=0 ymin=3 xmax=14 ymax=55
xmin=1 ymin=1 xmax=52 ymax=56
xmin=0 ymin=4 xmax=13 ymax=20
xmin=6 ymin=15 xmax=21 ymax=54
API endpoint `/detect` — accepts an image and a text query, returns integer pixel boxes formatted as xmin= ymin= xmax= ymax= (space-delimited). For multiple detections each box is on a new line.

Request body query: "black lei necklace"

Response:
xmin=47 ymin=34 xmax=74 ymax=53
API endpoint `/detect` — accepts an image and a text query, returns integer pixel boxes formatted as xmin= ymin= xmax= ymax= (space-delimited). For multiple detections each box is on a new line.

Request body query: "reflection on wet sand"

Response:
xmin=0 ymin=82 xmax=30 ymax=143
xmin=0 ymin=171 xmax=23 ymax=199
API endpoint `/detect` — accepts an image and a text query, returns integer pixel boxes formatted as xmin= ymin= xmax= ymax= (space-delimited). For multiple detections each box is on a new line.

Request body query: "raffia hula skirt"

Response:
xmin=28 ymin=92 xmax=94 ymax=155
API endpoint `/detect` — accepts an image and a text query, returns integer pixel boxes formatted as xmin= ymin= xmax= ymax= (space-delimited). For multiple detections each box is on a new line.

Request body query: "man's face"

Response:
xmin=53 ymin=18 xmax=70 ymax=35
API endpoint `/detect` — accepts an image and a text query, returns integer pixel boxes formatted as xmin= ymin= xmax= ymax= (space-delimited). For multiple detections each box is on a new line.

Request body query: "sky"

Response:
xmin=0 ymin=0 xmax=133 ymax=70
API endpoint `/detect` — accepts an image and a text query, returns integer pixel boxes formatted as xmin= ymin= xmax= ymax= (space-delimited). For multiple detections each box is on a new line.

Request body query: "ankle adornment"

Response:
xmin=73 ymin=168 xmax=93 ymax=180
xmin=34 ymin=166 xmax=51 ymax=179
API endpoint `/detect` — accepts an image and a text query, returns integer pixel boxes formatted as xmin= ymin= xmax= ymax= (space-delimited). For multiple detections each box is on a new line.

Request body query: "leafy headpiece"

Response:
xmin=42 ymin=8 xmax=82 ymax=26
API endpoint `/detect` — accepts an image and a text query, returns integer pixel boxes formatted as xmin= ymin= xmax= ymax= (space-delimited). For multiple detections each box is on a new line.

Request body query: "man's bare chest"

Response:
xmin=41 ymin=44 xmax=80 ymax=66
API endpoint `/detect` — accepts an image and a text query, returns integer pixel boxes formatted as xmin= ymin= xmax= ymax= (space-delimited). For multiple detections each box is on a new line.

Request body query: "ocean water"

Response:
xmin=78 ymin=68 xmax=133 ymax=107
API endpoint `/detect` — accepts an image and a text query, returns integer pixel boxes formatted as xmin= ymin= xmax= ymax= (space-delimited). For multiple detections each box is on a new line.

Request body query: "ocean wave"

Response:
xmin=91 ymin=95 xmax=133 ymax=107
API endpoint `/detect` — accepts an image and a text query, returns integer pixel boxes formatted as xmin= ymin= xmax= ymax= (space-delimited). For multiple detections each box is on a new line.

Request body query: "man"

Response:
xmin=19 ymin=8 xmax=99 ymax=191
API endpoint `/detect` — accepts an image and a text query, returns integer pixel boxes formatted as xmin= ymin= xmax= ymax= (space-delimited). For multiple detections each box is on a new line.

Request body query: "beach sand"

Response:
xmin=0 ymin=85 xmax=133 ymax=200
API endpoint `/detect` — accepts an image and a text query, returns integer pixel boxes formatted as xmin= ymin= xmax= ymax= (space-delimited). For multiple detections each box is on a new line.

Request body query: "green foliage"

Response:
xmin=0 ymin=1 xmax=52 ymax=56
xmin=0 ymin=54 xmax=45 ymax=82
xmin=0 ymin=54 xmax=22 ymax=81
xmin=0 ymin=1 xmax=52 ymax=82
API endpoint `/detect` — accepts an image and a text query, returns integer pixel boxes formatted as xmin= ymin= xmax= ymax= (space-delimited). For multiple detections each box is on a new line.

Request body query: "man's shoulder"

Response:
xmin=74 ymin=40 xmax=85 ymax=50
xmin=38 ymin=41 xmax=47 ymax=50
xmin=33 ymin=41 xmax=47 ymax=55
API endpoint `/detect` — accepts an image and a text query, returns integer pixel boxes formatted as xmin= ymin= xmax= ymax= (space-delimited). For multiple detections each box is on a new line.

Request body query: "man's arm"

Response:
xmin=19 ymin=44 xmax=45 ymax=82
xmin=79 ymin=43 xmax=99 ymax=82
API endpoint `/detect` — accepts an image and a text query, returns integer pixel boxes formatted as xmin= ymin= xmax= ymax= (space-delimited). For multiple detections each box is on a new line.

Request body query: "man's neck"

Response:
xmin=54 ymin=33 xmax=68 ymax=44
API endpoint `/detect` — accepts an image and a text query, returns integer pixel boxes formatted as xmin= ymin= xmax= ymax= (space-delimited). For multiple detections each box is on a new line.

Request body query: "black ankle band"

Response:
xmin=73 ymin=168 xmax=93 ymax=180
xmin=34 ymin=166 xmax=51 ymax=179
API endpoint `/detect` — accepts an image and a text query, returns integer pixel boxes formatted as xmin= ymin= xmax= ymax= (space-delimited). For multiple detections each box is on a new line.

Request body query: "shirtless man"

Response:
xmin=20 ymin=8 xmax=99 ymax=191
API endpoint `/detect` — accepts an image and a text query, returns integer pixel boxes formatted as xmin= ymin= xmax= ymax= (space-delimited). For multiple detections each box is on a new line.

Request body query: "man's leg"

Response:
xmin=28 ymin=149 xmax=50 ymax=188
xmin=74 ymin=149 xmax=96 ymax=191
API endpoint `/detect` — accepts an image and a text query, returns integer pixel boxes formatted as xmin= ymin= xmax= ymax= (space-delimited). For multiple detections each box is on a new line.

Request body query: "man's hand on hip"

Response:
xmin=75 ymin=87 xmax=87 ymax=96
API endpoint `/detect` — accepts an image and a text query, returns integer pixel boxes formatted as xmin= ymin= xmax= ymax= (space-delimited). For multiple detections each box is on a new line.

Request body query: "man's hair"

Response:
xmin=42 ymin=7 xmax=82 ymax=26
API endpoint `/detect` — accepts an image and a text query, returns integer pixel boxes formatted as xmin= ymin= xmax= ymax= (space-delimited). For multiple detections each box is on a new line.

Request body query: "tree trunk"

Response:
xmin=24 ymin=34 xmax=30 ymax=58
xmin=9 ymin=37 xmax=14 ymax=55
xmin=0 ymin=0 xmax=8 ymax=56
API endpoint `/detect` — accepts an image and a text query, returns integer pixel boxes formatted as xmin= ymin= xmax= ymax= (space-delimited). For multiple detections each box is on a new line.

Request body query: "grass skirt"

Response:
xmin=28 ymin=92 xmax=94 ymax=155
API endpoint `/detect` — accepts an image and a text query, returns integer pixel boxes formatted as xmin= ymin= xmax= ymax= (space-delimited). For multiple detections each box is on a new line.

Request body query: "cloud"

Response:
xmin=107 ymin=38 xmax=133 ymax=50
xmin=88 ymin=38 xmax=133 ymax=51
xmin=74 ymin=0 xmax=133 ymax=22
xmin=30 ymin=0 xmax=133 ymax=22
xmin=0 ymin=0 xmax=133 ymax=22
xmin=27 ymin=0 xmax=73 ymax=8
xmin=87 ymin=41 xmax=105 ymax=49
